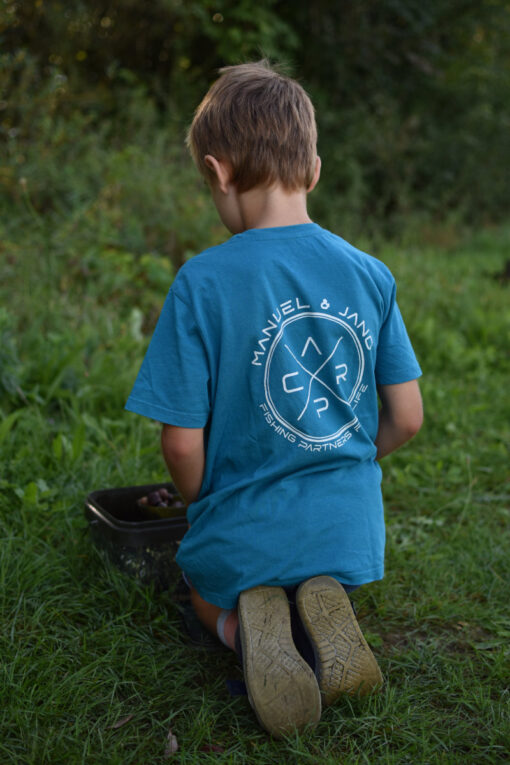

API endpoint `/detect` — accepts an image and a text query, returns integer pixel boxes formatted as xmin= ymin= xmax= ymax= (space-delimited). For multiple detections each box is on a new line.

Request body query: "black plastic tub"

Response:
xmin=84 ymin=482 xmax=187 ymax=589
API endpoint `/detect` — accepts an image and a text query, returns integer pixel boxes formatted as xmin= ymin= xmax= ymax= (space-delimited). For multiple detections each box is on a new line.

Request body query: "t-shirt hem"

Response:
xmin=180 ymin=565 xmax=384 ymax=610
xmin=125 ymin=397 xmax=208 ymax=428
xmin=376 ymin=368 xmax=422 ymax=386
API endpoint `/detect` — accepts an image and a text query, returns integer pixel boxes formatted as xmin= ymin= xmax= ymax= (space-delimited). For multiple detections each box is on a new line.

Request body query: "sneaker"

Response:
xmin=238 ymin=585 xmax=321 ymax=738
xmin=296 ymin=576 xmax=383 ymax=705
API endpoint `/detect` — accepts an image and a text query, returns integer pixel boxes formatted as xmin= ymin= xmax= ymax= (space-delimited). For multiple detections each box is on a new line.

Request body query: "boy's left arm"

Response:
xmin=161 ymin=424 xmax=205 ymax=505
xmin=375 ymin=379 xmax=423 ymax=460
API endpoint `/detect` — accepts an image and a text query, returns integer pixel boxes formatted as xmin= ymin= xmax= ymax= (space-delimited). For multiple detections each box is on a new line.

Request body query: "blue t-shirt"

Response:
xmin=125 ymin=223 xmax=421 ymax=608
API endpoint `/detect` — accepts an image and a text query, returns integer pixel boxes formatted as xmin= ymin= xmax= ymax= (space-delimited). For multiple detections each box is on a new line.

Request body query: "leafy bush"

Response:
xmin=2 ymin=0 xmax=509 ymax=236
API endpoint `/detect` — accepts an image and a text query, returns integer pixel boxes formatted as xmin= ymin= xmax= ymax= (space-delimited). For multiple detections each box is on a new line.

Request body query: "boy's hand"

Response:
xmin=375 ymin=380 xmax=423 ymax=460
xmin=160 ymin=424 xmax=205 ymax=504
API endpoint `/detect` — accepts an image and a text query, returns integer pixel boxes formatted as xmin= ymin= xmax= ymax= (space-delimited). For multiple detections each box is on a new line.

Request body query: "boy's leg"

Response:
xmin=190 ymin=586 xmax=239 ymax=650
xmin=296 ymin=576 xmax=383 ymax=705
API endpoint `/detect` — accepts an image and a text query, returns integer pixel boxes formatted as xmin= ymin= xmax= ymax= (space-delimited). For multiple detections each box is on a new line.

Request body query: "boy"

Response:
xmin=125 ymin=61 xmax=423 ymax=738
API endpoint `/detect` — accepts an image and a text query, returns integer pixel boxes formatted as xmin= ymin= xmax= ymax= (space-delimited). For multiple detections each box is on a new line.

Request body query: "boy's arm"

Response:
xmin=160 ymin=424 xmax=205 ymax=504
xmin=375 ymin=380 xmax=423 ymax=460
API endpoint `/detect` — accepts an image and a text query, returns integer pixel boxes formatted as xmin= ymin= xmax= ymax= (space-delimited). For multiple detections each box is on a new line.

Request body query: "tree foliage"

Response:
xmin=1 ymin=0 xmax=509 ymax=233
xmin=286 ymin=0 xmax=510 ymax=224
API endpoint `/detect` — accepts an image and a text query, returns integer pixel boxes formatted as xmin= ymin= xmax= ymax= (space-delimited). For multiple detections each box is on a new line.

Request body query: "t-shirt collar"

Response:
xmin=233 ymin=223 xmax=322 ymax=240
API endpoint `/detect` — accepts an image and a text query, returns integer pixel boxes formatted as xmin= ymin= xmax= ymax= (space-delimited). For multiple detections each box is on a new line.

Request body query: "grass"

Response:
xmin=1 ymin=196 xmax=509 ymax=762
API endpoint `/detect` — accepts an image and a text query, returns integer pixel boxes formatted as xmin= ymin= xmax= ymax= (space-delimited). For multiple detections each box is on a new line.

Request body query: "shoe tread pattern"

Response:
xmin=239 ymin=586 xmax=321 ymax=738
xmin=297 ymin=576 xmax=383 ymax=705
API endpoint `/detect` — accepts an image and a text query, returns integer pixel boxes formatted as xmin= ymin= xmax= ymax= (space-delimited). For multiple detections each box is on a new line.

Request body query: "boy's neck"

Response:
xmin=236 ymin=184 xmax=313 ymax=231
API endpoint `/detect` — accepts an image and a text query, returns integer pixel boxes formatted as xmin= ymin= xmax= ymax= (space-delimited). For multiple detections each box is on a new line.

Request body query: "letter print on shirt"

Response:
xmin=263 ymin=310 xmax=365 ymax=444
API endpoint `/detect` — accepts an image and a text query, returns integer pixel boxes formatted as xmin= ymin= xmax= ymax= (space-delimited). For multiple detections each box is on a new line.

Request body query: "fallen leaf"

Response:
xmin=474 ymin=640 xmax=502 ymax=650
xmin=200 ymin=743 xmax=225 ymax=753
xmin=165 ymin=728 xmax=179 ymax=757
xmin=108 ymin=714 xmax=134 ymax=730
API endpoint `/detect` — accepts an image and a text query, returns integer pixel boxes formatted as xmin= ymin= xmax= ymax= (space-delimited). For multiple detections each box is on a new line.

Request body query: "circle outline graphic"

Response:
xmin=264 ymin=312 xmax=365 ymax=443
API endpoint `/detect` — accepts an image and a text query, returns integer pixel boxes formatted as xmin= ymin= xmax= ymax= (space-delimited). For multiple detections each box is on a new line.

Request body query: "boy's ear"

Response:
xmin=204 ymin=155 xmax=232 ymax=194
xmin=307 ymin=156 xmax=321 ymax=193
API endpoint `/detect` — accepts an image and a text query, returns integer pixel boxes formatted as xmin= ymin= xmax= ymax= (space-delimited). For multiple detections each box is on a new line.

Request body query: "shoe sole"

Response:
xmin=296 ymin=576 xmax=383 ymax=705
xmin=238 ymin=586 xmax=321 ymax=738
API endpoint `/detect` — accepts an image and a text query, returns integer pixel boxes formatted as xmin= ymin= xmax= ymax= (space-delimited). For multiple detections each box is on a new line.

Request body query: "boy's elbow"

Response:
xmin=163 ymin=440 xmax=193 ymax=464
xmin=161 ymin=425 xmax=204 ymax=464
xmin=401 ymin=407 xmax=424 ymax=441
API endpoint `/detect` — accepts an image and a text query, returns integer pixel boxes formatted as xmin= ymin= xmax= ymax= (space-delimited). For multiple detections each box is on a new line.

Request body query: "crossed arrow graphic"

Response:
xmin=282 ymin=337 xmax=348 ymax=421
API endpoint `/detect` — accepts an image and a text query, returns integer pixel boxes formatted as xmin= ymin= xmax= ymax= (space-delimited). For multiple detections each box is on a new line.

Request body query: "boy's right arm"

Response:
xmin=160 ymin=424 xmax=205 ymax=505
xmin=375 ymin=380 xmax=423 ymax=460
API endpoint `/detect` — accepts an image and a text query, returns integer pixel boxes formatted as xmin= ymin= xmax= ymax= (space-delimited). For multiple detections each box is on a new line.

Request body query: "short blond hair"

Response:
xmin=186 ymin=61 xmax=317 ymax=193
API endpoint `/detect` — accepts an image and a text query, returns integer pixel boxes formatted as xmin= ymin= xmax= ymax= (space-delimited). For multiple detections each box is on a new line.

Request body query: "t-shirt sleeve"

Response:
xmin=375 ymin=279 xmax=422 ymax=386
xmin=125 ymin=288 xmax=210 ymax=427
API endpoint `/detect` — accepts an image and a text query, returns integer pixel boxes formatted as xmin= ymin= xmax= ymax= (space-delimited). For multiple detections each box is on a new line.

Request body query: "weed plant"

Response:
xmin=1 ymin=180 xmax=509 ymax=760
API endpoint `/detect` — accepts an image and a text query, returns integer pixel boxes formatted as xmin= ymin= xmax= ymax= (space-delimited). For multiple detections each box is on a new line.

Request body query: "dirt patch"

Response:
xmin=379 ymin=621 xmax=495 ymax=656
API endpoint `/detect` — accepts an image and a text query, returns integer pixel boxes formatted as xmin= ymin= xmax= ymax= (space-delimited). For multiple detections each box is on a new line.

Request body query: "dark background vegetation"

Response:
xmin=1 ymin=3 xmax=510 ymax=761
xmin=2 ymin=0 xmax=510 ymax=267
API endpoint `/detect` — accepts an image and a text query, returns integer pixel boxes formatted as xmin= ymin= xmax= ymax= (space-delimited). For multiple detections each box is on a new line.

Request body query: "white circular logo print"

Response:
xmin=264 ymin=312 xmax=365 ymax=442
